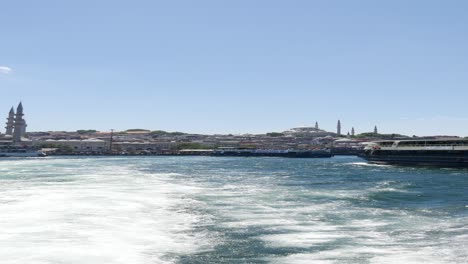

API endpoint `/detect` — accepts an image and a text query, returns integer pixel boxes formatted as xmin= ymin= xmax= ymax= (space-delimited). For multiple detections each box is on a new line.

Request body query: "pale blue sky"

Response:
xmin=1 ymin=0 xmax=467 ymax=136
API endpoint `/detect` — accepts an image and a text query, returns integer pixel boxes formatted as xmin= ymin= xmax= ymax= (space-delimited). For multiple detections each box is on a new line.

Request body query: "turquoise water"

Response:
xmin=0 ymin=156 xmax=467 ymax=263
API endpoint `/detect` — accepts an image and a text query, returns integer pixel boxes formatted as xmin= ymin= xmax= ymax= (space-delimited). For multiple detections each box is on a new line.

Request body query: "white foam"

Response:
xmin=270 ymin=253 xmax=334 ymax=264
xmin=260 ymin=231 xmax=345 ymax=248
xmin=0 ymin=158 xmax=210 ymax=264
xmin=348 ymin=162 xmax=393 ymax=168
xmin=269 ymin=244 xmax=463 ymax=264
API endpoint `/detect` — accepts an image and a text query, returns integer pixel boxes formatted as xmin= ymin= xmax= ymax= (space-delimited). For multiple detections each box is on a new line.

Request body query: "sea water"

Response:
xmin=0 ymin=156 xmax=467 ymax=263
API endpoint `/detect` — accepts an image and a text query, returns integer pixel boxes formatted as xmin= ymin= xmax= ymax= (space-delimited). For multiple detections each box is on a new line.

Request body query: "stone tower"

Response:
xmin=315 ymin=121 xmax=319 ymax=130
xmin=374 ymin=125 xmax=378 ymax=135
xmin=12 ymin=102 xmax=27 ymax=142
xmin=337 ymin=120 xmax=341 ymax=136
xmin=5 ymin=107 xmax=14 ymax=135
xmin=351 ymin=127 xmax=355 ymax=136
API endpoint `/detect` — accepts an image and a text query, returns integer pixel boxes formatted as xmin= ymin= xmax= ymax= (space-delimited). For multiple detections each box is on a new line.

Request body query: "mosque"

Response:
xmin=3 ymin=102 xmax=27 ymax=142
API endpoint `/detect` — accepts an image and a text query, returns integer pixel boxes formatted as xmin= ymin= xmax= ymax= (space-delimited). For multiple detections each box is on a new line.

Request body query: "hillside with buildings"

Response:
xmin=1 ymin=103 xmax=462 ymax=155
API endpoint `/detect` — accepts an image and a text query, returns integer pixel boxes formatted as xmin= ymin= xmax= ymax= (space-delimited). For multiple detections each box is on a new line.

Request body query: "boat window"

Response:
xmin=391 ymin=140 xmax=468 ymax=147
xmin=378 ymin=142 xmax=394 ymax=147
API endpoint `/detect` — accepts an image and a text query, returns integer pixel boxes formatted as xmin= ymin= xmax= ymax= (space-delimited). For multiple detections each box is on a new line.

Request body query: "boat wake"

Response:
xmin=0 ymin=158 xmax=211 ymax=264
xmin=348 ymin=162 xmax=393 ymax=167
xmin=1 ymin=156 xmax=467 ymax=263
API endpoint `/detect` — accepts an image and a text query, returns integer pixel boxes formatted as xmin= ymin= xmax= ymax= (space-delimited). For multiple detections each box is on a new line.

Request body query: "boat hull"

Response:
xmin=0 ymin=152 xmax=47 ymax=158
xmin=359 ymin=150 xmax=468 ymax=168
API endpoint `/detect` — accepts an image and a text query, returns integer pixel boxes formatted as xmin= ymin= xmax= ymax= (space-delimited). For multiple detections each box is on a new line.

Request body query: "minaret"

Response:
xmin=315 ymin=121 xmax=319 ymax=130
xmin=337 ymin=120 xmax=341 ymax=136
xmin=13 ymin=102 xmax=27 ymax=142
xmin=22 ymin=117 xmax=28 ymax=135
xmin=5 ymin=107 xmax=15 ymax=135
xmin=351 ymin=127 xmax=355 ymax=137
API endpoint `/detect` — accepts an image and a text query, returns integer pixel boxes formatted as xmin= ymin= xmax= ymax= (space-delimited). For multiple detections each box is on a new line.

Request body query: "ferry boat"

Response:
xmin=359 ymin=139 xmax=468 ymax=167
xmin=0 ymin=148 xmax=47 ymax=158
xmin=0 ymin=147 xmax=46 ymax=157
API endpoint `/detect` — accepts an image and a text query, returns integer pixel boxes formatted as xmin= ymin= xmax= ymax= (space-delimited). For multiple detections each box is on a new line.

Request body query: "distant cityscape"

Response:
xmin=1 ymin=102 xmax=464 ymax=155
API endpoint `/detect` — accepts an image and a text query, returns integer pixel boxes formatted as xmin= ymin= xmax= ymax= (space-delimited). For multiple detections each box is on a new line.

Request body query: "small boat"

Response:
xmin=0 ymin=147 xmax=47 ymax=157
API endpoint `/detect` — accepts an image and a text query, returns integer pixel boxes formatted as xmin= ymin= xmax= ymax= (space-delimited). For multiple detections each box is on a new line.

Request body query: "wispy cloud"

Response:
xmin=0 ymin=66 xmax=12 ymax=74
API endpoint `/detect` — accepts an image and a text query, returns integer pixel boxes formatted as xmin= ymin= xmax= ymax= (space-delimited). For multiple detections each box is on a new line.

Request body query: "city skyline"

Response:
xmin=1 ymin=1 xmax=468 ymax=136
xmin=1 ymin=102 xmax=462 ymax=137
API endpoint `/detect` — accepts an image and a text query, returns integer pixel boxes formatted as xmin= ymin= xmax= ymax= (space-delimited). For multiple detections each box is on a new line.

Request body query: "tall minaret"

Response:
xmin=13 ymin=102 xmax=27 ymax=142
xmin=315 ymin=121 xmax=319 ymax=130
xmin=22 ymin=113 xmax=28 ymax=135
xmin=337 ymin=120 xmax=341 ymax=136
xmin=5 ymin=107 xmax=15 ymax=135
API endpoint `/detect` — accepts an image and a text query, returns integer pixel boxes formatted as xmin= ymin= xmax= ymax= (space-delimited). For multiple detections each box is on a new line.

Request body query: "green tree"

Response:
xmin=151 ymin=130 xmax=186 ymax=136
xmin=126 ymin=129 xmax=150 ymax=132
xmin=355 ymin=132 xmax=409 ymax=139
xmin=266 ymin=132 xmax=284 ymax=137
xmin=77 ymin=129 xmax=98 ymax=134
xmin=176 ymin=142 xmax=211 ymax=150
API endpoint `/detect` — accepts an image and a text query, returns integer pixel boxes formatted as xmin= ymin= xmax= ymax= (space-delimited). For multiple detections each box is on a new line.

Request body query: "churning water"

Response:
xmin=0 ymin=156 xmax=467 ymax=263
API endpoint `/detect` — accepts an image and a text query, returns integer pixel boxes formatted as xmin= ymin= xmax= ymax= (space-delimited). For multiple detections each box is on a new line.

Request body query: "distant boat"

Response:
xmin=211 ymin=149 xmax=332 ymax=158
xmin=359 ymin=139 xmax=468 ymax=167
xmin=0 ymin=147 xmax=46 ymax=157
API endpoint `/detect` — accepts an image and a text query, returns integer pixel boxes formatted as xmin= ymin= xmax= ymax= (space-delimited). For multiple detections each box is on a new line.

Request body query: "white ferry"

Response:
xmin=0 ymin=141 xmax=46 ymax=157
xmin=359 ymin=139 xmax=468 ymax=167
xmin=0 ymin=148 xmax=47 ymax=157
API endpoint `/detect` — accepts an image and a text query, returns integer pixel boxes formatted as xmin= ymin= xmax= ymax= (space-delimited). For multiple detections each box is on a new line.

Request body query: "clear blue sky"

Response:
xmin=1 ymin=0 xmax=467 ymax=136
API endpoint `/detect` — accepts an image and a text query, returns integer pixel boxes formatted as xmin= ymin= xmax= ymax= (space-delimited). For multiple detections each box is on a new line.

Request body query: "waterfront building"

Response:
xmin=5 ymin=107 xmax=14 ymax=135
xmin=113 ymin=141 xmax=177 ymax=153
xmin=36 ymin=138 xmax=108 ymax=153
xmin=333 ymin=138 xmax=366 ymax=155
xmin=284 ymin=126 xmax=334 ymax=138
xmin=33 ymin=138 xmax=178 ymax=154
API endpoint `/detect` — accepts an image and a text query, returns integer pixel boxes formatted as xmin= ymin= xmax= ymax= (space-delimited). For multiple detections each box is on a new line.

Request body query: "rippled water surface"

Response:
xmin=1 ymin=156 xmax=467 ymax=263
